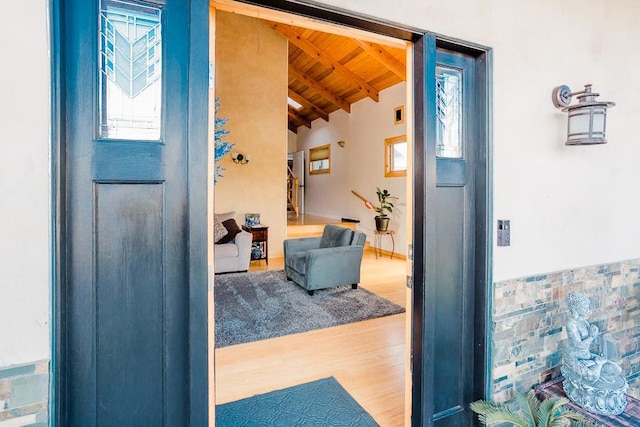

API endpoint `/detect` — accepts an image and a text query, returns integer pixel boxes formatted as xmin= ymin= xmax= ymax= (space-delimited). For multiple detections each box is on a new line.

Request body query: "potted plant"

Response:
xmin=373 ymin=188 xmax=397 ymax=232
xmin=470 ymin=390 xmax=594 ymax=427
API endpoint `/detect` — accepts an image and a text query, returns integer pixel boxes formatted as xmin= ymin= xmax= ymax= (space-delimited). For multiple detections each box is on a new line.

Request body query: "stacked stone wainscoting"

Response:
xmin=491 ymin=258 xmax=640 ymax=402
xmin=0 ymin=361 xmax=49 ymax=426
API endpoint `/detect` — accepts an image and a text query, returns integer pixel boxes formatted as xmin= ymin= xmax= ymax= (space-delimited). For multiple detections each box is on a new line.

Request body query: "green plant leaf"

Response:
xmin=513 ymin=391 xmax=539 ymax=426
xmin=479 ymin=410 xmax=530 ymax=427
xmin=471 ymin=400 xmax=529 ymax=427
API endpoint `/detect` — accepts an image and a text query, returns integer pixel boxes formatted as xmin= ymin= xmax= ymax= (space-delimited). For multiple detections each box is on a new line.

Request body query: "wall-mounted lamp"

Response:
xmin=552 ymin=84 xmax=615 ymax=145
xmin=231 ymin=152 xmax=251 ymax=165
xmin=337 ymin=140 xmax=345 ymax=148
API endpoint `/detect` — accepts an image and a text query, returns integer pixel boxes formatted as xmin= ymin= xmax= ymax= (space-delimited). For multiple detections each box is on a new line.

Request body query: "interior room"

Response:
xmin=210 ymin=3 xmax=411 ymax=425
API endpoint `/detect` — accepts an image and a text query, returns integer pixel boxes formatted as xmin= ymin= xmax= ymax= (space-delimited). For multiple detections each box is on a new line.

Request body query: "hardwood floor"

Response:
xmin=214 ymin=250 xmax=408 ymax=426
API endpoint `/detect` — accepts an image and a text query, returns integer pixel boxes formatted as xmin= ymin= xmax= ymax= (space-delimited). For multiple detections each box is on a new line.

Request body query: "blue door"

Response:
xmin=54 ymin=0 xmax=209 ymax=424
xmin=431 ymin=48 xmax=478 ymax=426
xmin=413 ymin=37 xmax=490 ymax=426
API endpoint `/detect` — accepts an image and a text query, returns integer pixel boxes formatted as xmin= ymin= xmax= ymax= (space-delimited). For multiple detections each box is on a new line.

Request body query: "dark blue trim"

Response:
xmin=51 ymin=0 xmax=64 ymax=425
xmin=187 ymin=0 xmax=210 ymax=424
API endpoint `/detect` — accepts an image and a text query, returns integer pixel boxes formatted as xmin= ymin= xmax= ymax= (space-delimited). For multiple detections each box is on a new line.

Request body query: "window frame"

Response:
xmin=384 ymin=134 xmax=407 ymax=177
xmin=309 ymin=143 xmax=331 ymax=175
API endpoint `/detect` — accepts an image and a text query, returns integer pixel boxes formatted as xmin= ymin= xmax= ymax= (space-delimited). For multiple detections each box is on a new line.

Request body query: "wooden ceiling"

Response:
xmin=268 ymin=21 xmax=408 ymax=133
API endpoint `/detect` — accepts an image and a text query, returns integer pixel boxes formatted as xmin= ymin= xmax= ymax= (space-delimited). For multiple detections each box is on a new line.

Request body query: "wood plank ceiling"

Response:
xmin=268 ymin=21 xmax=408 ymax=133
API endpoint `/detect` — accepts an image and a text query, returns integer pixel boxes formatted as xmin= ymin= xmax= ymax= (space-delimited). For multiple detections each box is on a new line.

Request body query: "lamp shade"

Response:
xmin=565 ymin=103 xmax=609 ymax=145
xmin=553 ymin=84 xmax=615 ymax=146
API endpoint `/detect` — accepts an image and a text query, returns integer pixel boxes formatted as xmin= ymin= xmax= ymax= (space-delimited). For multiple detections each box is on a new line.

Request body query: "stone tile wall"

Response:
xmin=0 ymin=361 xmax=49 ymax=426
xmin=492 ymin=258 xmax=640 ymax=402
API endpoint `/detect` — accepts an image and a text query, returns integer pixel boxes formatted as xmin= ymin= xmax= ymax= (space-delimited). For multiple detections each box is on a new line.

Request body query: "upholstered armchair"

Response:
xmin=283 ymin=224 xmax=366 ymax=295
xmin=214 ymin=211 xmax=252 ymax=274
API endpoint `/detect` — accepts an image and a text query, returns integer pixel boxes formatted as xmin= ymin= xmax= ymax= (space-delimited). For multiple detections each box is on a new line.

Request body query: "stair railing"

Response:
xmin=287 ymin=166 xmax=299 ymax=218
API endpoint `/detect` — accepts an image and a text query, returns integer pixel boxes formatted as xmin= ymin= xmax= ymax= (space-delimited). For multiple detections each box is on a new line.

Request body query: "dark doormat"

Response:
xmin=216 ymin=377 xmax=379 ymax=426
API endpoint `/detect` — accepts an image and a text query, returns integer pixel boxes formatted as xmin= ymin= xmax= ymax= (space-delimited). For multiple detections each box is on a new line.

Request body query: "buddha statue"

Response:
xmin=561 ymin=291 xmax=628 ymax=415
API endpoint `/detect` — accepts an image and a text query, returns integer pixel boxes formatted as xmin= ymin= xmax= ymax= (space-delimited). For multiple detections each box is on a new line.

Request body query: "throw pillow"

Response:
xmin=217 ymin=219 xmax=242 ymax=244
xmin=214 ymin=211 xmax=235 ymax=223
xmin=213 ymin=216 xmax=229 ymax=243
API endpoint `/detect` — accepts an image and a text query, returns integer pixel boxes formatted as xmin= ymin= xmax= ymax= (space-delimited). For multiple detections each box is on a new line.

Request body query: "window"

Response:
xmin=436 ymin=66 xmax=462 ymax=158
xmin=99 ymin=0 xmax=162 ymax=140
xmin=309 ymin=144 xmax=331 ymax=175
xmin=384 ymin=135 xmax=407 ymax=177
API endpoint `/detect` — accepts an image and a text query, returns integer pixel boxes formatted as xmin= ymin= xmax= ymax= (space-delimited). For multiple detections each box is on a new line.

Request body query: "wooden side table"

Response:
xmin=242 ymin=225 xmax=268 ymax=265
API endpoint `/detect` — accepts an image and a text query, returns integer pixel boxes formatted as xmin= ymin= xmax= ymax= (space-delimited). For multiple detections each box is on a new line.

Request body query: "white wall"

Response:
xmin=297 ymin=83 xmax=407 ymax=254
xmin=4 ymin=0 xmax=640 ymax=373
xmin=312 ymin=0 xmax=640 ymax=281
xmin=0 ymin=0 xmax=51 ymax=367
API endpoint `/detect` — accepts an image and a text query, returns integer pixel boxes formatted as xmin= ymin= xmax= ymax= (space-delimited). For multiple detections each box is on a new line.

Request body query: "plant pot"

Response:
xmin=375 ymin=216 xmax=390 ymax=232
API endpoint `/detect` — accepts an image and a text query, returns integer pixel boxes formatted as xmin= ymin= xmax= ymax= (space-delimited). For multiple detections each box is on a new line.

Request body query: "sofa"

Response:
xmin=214 ymin=212 xmax=252 ymax=274
xmin=283 ymin=224 xmax=366 ymax=295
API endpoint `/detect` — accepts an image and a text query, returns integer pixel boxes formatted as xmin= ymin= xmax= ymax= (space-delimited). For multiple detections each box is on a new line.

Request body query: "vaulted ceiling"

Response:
xmin=269 ymin=21 xmax=408 ymax=133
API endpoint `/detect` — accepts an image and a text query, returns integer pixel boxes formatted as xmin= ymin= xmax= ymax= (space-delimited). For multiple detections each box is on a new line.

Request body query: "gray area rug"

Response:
xmin=215 ymin=270 xmax=405 ymax=348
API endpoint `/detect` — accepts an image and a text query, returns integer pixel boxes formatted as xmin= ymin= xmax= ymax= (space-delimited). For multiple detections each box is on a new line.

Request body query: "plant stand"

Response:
xmin=373 ymin=230 xmax=395 ymax=259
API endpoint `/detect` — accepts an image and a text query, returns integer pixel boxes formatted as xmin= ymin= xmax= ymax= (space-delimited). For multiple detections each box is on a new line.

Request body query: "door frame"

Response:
xmin=51 ymin=0 xmax=492 ymax=425
xmin=224 ymin=1 xmax=493 ymax=425
xmin=51 ymin=0 xmax=210 ymax=424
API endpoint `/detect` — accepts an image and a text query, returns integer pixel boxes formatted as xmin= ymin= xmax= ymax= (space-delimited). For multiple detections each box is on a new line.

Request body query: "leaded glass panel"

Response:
xmin=436 ymin=66 xmax=462 ymax=158
xmin=99 ymin=0 xmax=162 ymax=140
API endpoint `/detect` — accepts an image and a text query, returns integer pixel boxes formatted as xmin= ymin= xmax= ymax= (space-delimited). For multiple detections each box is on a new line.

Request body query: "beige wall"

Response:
xmin=214 ymin=11 xmax=288 ymax=257
xmin=0 ymin=0 xmax=51 ymax=367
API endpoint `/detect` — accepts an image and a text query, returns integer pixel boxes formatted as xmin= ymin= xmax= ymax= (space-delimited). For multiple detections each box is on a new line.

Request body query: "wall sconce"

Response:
xmin=337 ymin=140 xmax=345 ymax=148
xmin=231 ymin=152 xmax=251 ymax=165
xmin=552 ymin=84 xmax=615 ymax=145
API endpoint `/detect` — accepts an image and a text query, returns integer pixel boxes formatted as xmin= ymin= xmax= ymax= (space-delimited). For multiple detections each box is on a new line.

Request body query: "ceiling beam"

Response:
xmin=289 ymin=65 xmax=351 ymax=113
xmin=288 ymin=89 xmax=330 ymax=122
xmin=288 ymin=122 xmax=298 ymax=134
xmin=213 ymin=1 xmax=408 ymax=49
xmin=272 ymin=23 xmax=379 ymax=102
xmin=355 ymin=40 xmax=406 ymax=80
xmin=288 ymin=108 xmax=312 ymax=129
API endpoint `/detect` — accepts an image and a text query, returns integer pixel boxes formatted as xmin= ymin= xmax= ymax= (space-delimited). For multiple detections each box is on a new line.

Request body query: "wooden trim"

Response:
xmin=288 ymin=108 xmax=311 ymax=128
xmin=272 ymin=23 xmax=379 ymax=102
xmin=355 ymin=40 xmax=407 ymax=80
xmin=384 ymin=134 xmax=407 ymax=178
xmin=288 ymin=89 xmax=329 ymax=122
xmin=309 ymin=143 xmax=331 ymax=175
xmin=289 ymin=65 xmax=351 ymax=113
xmin=394 ymin=105 xmax=405 ymax=125
xmin=211 ymin=0 xmax=411 ymax=49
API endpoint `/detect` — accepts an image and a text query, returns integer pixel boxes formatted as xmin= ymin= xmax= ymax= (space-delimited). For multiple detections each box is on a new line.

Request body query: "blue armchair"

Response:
xmin=283 ymin=224 xmax=366 ymax=295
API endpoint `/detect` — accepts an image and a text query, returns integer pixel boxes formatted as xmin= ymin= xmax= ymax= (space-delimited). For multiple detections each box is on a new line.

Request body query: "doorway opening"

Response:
xmin=210 ymin=2 xmax=414 ymax=425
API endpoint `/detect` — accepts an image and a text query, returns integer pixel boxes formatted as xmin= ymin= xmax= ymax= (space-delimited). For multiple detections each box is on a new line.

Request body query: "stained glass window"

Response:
xmin=436 ymin=67 xmax=462 ymax=158
xmin=99 ymin=0 xmax=162 ymax=140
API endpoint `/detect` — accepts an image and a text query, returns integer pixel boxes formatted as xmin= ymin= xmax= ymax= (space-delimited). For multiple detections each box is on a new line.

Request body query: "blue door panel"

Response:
xmin=96 ymin=183 xmax=164 ymax=425
xmin=93 ymin=142 xmax=165 ymax=181
xmin=57 ymin=0 xmax=208 ymax=424
xmin=436 ymin=158 xmax=466 ymax=187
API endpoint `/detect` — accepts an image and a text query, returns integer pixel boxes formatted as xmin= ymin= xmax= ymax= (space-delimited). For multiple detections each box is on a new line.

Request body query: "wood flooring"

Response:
xmin=214 ymin=251 xmax=408 ymax=426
